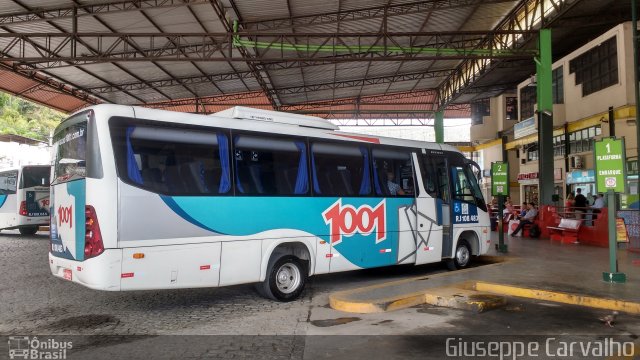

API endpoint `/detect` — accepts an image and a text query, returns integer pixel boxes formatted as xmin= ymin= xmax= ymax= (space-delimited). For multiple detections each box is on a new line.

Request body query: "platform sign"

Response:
xmin=491 ymin=162 xmax=509 ymax=196
xmin=594 ymin=137 xmax=626 ymax=194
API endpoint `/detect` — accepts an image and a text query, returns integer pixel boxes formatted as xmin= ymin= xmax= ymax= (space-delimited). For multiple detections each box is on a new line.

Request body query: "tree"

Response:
xmin=0 ymin=92 xmax=65 ymax=142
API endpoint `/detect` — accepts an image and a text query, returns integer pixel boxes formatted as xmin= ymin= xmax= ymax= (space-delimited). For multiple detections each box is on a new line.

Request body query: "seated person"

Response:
xmin=511 ymin=202 xmax=538 ymax=236
xmin=387 ymin=171 xmax=405 ymax=196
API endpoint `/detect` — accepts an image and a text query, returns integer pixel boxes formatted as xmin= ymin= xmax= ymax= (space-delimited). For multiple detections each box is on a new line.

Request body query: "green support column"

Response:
xmin=435 ymin=110 xmax=444 ymax=144
xmin=536 ymin=29 xmax=554 ymax=206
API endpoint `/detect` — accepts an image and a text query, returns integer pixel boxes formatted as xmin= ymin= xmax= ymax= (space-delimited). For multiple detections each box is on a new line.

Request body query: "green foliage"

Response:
xmin=0 ymin=92 xmax=65 ymax=142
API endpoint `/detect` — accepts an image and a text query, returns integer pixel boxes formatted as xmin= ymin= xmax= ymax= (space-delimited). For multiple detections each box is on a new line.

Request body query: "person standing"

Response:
xmin=573 ymin=188 xmax=587 ymax=220
xmin=565 ymin=193 xmax=575 ymax=218
xmin=590 ymin=193 xmax=605 ymax=224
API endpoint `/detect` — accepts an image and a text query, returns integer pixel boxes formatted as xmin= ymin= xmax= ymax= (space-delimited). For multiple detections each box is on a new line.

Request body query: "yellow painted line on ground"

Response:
xmin=473 ymin=281 xmax=640 ymax=314
xmin=329 ymin=256 xmax=512 ymax=313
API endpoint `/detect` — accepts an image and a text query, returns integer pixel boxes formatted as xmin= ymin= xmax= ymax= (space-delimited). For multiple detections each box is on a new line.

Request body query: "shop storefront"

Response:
xmin=517 ymin=172 xmax=539 ymax=204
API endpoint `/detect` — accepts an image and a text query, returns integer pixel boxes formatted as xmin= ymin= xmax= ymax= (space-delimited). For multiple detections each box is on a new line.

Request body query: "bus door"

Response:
xmin=414 ymin=150 xmax=451 ymax=264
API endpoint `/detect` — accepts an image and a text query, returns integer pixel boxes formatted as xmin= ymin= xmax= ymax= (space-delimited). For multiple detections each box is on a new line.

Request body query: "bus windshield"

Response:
xmin=53 ymin=120 xmax=87 ymax=184
xmin=21 ymin=166 xmax=50 ymax=188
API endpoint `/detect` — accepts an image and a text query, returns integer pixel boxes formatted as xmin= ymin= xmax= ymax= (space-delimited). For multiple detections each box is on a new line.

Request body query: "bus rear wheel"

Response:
xmin=19 ymin=226 xmax=39 ymax=235
xmin=257 ymin=255 xmax=307 ymax=302
xmin=446 ymin=240 xmax=471 ymax=270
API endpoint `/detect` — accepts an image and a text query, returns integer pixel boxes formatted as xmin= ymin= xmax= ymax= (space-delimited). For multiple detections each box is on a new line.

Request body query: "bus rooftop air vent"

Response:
xmin=213 ymin=106 xmax=339 ymax=131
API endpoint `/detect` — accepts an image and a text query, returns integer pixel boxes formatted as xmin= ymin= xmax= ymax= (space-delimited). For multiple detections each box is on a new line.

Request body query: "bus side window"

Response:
xmin=311 ymin=143 xmax=370 ymax=196
xmin=371 ymin=147 xmax=413 ymax=197
xmin=233 ymin=135 xmax=309 ymax=196
xmin=110 ymin=121 xmax=232 ymax=196
xmin=420 ymin=156 xmax=438 ymax=198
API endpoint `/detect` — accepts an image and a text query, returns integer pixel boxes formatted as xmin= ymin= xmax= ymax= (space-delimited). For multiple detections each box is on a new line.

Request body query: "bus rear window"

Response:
xmin=53 ymin=122 xmax=87 ymax=183
xmin=20 ymin=167 xmax=50 ymax=188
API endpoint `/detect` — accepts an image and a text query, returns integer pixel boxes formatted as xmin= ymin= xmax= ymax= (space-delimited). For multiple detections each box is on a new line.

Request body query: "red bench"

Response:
xmin=548 ymin=218 xmax=582 ymax=243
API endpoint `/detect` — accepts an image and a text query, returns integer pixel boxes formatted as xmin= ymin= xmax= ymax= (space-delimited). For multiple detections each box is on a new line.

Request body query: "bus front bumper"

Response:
xmin=49 ymin=249 xmax=122 ymax=291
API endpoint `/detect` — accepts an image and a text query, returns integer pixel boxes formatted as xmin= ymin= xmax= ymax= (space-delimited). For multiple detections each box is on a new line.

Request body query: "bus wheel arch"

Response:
xmin=260 ymin=240 xmax=314 ymax=282
xmin=257 ymin=241 xmax=311 ymax=302
xmin=446 ymin=231 xmax=479 ymax=270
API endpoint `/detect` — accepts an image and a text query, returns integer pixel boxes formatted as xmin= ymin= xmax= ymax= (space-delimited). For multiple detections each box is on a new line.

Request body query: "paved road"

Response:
xmin=1 ymin=231 xmax=639 ymax=359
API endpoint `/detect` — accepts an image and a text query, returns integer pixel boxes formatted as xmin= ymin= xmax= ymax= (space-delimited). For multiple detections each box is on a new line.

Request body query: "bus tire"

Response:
xmin=257 ymin=255 xmax=307 ymax=302
xmin=446 ymin=239 xmax=471 ymax=270
xmin=19 ymin=226 xmax=39 ymax=235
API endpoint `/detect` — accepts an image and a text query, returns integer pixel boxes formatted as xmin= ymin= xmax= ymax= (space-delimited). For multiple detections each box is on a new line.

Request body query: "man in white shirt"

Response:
xmin=511 ymin=202 xmax=538 ymax=236
xmin=590 ymin=193 xmax=605 ymax=224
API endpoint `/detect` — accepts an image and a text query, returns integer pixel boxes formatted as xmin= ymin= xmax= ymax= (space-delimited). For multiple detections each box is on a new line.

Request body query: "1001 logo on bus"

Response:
xmin=322 ymin=199 xmax=386 ymax=245
xmin=57 ymin=205 xmax=73 ymax=228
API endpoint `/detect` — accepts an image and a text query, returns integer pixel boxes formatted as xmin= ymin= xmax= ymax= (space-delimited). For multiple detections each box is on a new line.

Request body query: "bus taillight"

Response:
xmin=19 ymin=201 xmax=27 ymax=216
xmin=84 ymin=205 xmax=104 ymax=259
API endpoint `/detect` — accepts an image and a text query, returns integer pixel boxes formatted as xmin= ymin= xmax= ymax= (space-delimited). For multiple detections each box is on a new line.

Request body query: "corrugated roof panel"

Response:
xmin=143 ymin=6 xmax=208 ymax=33
xmin=413 ymin=78 xmax=444 ymax=90
xmin=76 ymin=63 xmax=140 ymax=85
xmin=385 ymin=80 xmax=421 ymax=93
xmin=334 ymin=62 xmax=367 ymax=80
xmin=462 ymin=2 xmax=517 ymax=31
xmin=269 ymin=68 xmax=306 ymax=88
xmin=235 ymin=0 xmax=291 ymax=21
xmin=0 ymin=2 xmax=32 ymax=15
xmin=422 ymin=7 xmax=471 ymax=32
xmin=393 ymin=60 xmax=435 ymax=73
xmin=214 ymin=79 xmax=257 ymax=93
xmin=0 ymin=69 xmax=43 ymax=94
xmin=289 ymin=0 xmax=340 ymax=16
xmin=45 ymin=67 xmax=109 ymax=89
xmin=113 ymin=62 xmax=175 ymax=82
xmin=335 ymin=18 xmax=383 ymax=33
xmin=191 ymin=62 xmax=240 ymax=74
xmin=301 ymin=65 xmax=337 ymax=84
xmin=364 ymin=62 xmax=405 ymax=77
xmin=187 ymin=83 xmax=221 ymax=97
xmin=94 ymin=11 xmax=158 ymax=32
xmin=386 ymin=12 xmax=426 ymax=33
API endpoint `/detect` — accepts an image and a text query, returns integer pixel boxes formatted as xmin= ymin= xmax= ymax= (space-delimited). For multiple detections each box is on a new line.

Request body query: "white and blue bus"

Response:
xmin=0 ymin=165 xmax=50 ymax=235
xmin=49 ymin=105 xmax=490 ymax=301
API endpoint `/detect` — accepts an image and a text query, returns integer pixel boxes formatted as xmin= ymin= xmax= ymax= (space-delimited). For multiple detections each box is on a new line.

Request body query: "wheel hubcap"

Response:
xmin=275 ymin=263 xmax=301 ymax=294
xmin=457 ymin=246 xmax=470 ymax=266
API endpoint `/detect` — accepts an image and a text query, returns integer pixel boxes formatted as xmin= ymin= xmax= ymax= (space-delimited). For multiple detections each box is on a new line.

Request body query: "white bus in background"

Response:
xmin=0 ymin=165 xmax=50 ymax=235
xmin=49 ymin=105 xmax=490 ymax=301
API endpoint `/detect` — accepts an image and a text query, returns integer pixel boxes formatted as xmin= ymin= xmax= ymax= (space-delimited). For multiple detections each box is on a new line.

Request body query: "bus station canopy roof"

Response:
xmin=0 ymin=0 xmax=632 ymax=121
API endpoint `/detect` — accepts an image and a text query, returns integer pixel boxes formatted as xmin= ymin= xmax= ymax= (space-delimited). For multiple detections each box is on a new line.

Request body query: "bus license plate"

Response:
xmin=63 ymin=268 xmax=72 ymax=281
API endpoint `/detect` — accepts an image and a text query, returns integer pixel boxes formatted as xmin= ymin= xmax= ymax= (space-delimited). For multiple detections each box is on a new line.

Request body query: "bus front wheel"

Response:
xmin=19 ymin=226 xmax=39 ymax=235
xmin=257 ymin=255 xmax=307 ymax=302
xmin=446 ymin=240 xmax=471 ymax=270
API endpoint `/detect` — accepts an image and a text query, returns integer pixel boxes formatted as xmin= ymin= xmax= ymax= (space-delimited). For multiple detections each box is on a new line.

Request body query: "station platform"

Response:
xmin=329 ymin=234 xmax=640 ymax=314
